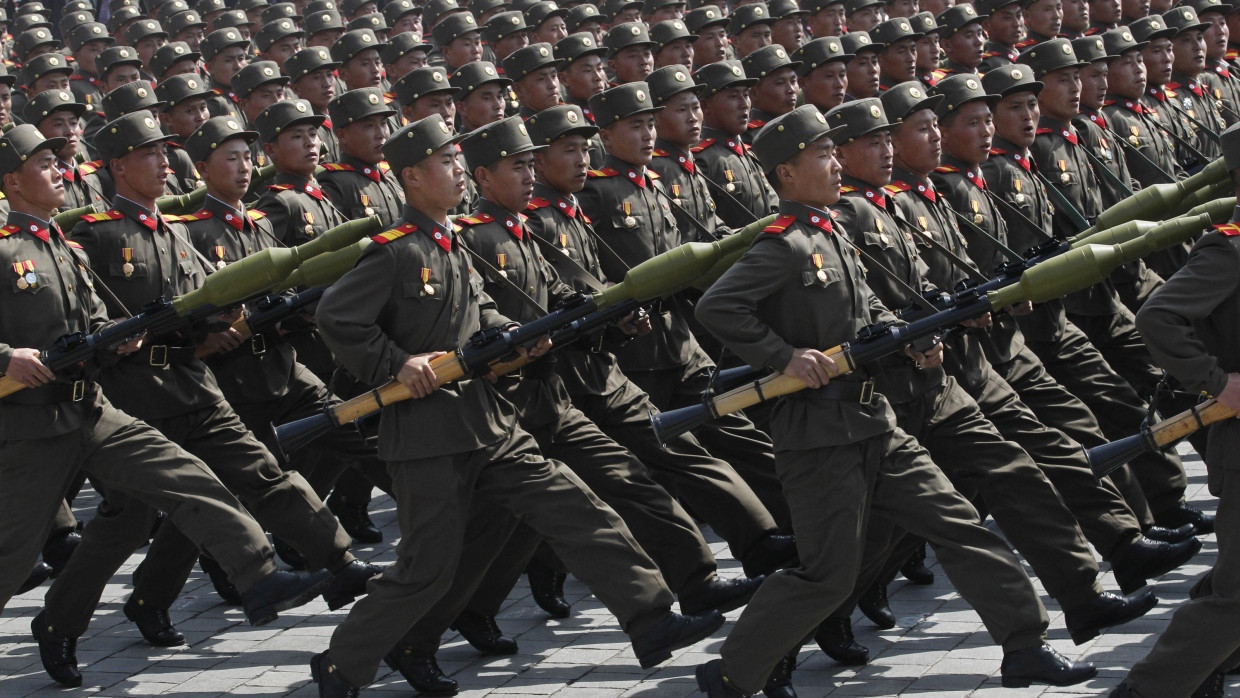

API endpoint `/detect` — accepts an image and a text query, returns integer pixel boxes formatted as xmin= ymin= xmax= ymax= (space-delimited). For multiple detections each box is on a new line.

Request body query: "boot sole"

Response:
xmin=247 ymin=573 xmax=334 ymax=626
xmin=1067 ymin=593 xmax=1159 ymax=645
xmin=638 ymin=614 xmax=726 ymax=669
xmin=382 ymin=655 xmax=460 ymax=696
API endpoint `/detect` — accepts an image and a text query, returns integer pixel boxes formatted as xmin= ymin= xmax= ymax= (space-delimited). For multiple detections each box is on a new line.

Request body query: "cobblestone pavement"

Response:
xmin=0 ymin=443 xmax=1228 ymax=697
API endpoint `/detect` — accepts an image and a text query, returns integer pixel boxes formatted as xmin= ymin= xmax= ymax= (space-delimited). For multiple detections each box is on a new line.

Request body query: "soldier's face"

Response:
xmin=599 ymin=112 xmax=656 ymax=165
xmin=477 ymin=151 xmax=536 ymax=211
xmin=0 ymin=84 xmax=12 ymax=125
xmin=751 ymin=67 xmax=799 ymax=115
xmin=655 ymin=39 xmax=694 ymax=69
xmin=1173 ymin=30 xmax=1207 ymax=76
xmin=114 ymin=141 xmax=171 ymax=200
xmin=207 ymin=46 xmax=249 ymax=85
xmin=943 ymin=24 xmax=985 ymax=68
xmin=391 ymin=13 xmax=421 ymax=36
xmin=407 ymin=145 xmax=466 ymax=212
xmin=308 ymin=29 xmax=344 ymax=48
xmin=939 ymin=100 xmax=993 ymax=165
xmin=265 ymin=35 xmax=303 ymax=69
xmin=610 ymin=45 xmax=654 ymax=83
xmin=614 ymin=7 xmax=643 ymax=24
xmin=731 ymin=24 xmax=772 ymax=59
xmin=458 ymin=83 xmax=508 ymax=129
xmin=836 ymin=130 xmax=892 ymax=186
xmin=845 ymin=52 xmax=880 ymax=97
xmin=891 ymin=108 xmax=940 ymax=175
xmin=338 ymin=113 xmax=391 ymax=162
xmin=30 ymin=73 xmax=70 ymax=96
xmin=1120 ymin=0 xmax=1147 ymax=19
xmin=443 ymin=32 xmax=484 ymax=68
xmin=76 ymin=40 xmax=110 ymax=75
xmin=847 ymin=7 xmax=881 ymax=32
xmin=888 ymin=0 xmax=919 ymax=17
xmin=136 ymin=36 xmax=168 ymax=67
xmin=1079 ymin=61 xmax=1108 ymax=109
xmin=880 ymin=39 xmax=918 ymax=83
xmin=771 ymin=17 xmax=804 ymax=52
xmin=693 ymin=26 xmax=729 ymax=67
xmin=534 ymin=134 xmax=591 ymax=193
xmin=702 ymin=85 xmax=751 ymax=135
xmin=808 ymin=6 xmax=846 ymax=39
xmin=1203 ymin=11 xmax=1229 ymax=60
xmin=407 ymin=92 xmax=456 ymax=124
xmin=992 ymin=90 xmax=1039 ymax=149
xmin=8 ymin=150 xmax=65 ymax=213
xmin=389 ymin=50 xmax=429 ymax=78
xmin=201 ymin=138 xmax=254 ymax=203
xmin=491 ymin=32 xmax=530 ymax=63
xmin=39 ymin=111 xmax=82 ymax=162
xmin=780 ymin=136 xmax=841 ymax=207
xmin=293 ymin=67 xmax=337 ymax=111
xmin=164 ymin=58 xmax=200 ymax=78
xmin=1061 ymin=0 xmax=1089 ymax=31
xmin=1024 ymin=0 xmax=1062 ymax=35
xmin=802 ymin=61 xmax=847 ymax=111
xmin=655 ymin=90 xmax=702 ymax=147
xmin=562 ymin=54 xmax=608 ymax=101
xmin=162 ymin=97 xmax=211 ymax=139
xmin=647 ymin=6 xmax=685 ymax=23
xmin=916 ymin=34 xmax=941 ymax=70
xmin=176 ymin=27 xmax=206 ymax=51
xmin=1038 ymin=66 xmax=1081 ymax=120
xmin=534 ymin=16 xmax=568 ymax=45
xmin=985 ymin=5 xmax=1025 ymax=47
xmin=268 ymin=123 xmax=321 ymax=176
xmin=515 ymin=66 xmax=562 ymax=111
xmin=343 ymin=48 xmax=385 ymax=88
xmin=243 ymin=83 xmax=288 ymax=121
xmin=1107 ymin=49 xmax=1146 ymax=98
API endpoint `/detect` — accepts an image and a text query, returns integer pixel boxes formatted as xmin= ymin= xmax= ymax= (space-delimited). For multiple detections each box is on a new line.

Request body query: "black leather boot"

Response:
xmin=123 ymin=598 xmax=185 ymax=647
xmin=31 ymin=610 xmax=82 ymax=687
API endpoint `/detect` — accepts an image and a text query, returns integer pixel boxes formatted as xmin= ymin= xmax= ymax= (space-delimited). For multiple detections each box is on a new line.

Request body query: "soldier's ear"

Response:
xmin=400 ymin=165 xmax=418 ymax=188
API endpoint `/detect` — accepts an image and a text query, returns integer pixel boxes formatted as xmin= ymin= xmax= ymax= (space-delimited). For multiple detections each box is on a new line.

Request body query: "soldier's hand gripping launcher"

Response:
xmin=271 ymin=214 xmax=779 ymax=454
xmin=0 ymin=216 xmax=382 ymax=399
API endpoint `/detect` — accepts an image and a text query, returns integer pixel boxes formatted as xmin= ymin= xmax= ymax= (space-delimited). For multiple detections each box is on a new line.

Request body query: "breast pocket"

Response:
xmin=177 ymin=259 xmax=200 ymax=283
xmin=11 ymin=271 xmax=51 ymax=294
xmin=802 ymin=267 xmax=844 ymax=288
xmin=402 ymin=280 xmax=444 ymax=301
xmin=107 ymin=261 xmax=149 ymax=279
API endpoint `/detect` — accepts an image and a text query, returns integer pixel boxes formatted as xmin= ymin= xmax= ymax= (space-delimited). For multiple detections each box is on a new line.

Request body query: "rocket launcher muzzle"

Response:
xmin=53 ymin=205 xmax=96 ymax=231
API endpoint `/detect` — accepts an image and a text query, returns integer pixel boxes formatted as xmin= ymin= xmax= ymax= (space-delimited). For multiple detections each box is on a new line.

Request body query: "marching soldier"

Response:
xmin=309 ymin=113 xmax=726 ymax=697
xmin=649 ymin=65 xmax=727 ymax=243
xmin=872 ymin=17 xmax=923 ymax=91
xmin=430 ymin=12 xmax=485 ymax=73
xmin=793 ymin=36 xmax=852 ymax=113
xmin=254 ymin=100 xmax=348 ymax=247
xmin=979 ymin=0 xmax=1024 ymax=72
xmin=22 ymin=90 xmax=108 ymax=212
xmin=1134 ymin=16 xmax=1205 ymax=174
xmin=741 ymin=44 xmax=799 ymax=141
xmin=286 ymin=46 xmax=343 ymax=164
xmin=381 ymin=32 xmax=432 ymax=83
xmin=481 ymin=10 xmax=529 ymax=68
xmin=319 ymin=87 xmax=404 ymax=226
xmin=727 ymin=4 xmax=776 ymax=60
xmin=805 ymin=0 xmax=847 ymax=39
xmin=66 ymin=21 xmax=113 ymax=115
xmin=452 ymin=61 xmax=514 ymax=132
xmin=155 ymin=74 xmax=212 ymax=195
xmin=503 ymin=43 xmax=563 ymax=118
xmin=553 ymin=33 xmax=607 ymax=165
xmin=1165 ymin=6 xmax=1228 ymax=160
xmin=651 ymin=19 xmax=696 ymax=70
xmin=686 ymin=5 xmax=729 ymax=69
xmin=1190 ymin=0 xmax=1240 ymax=127
xmin=934 ymin=4 xmax=987 ymax=80
xmin=201 ymin=27 xmax=251 ymax=124
xmin=606 ymin=22 xmax=658 ymax=84
xmin=911 ymin=11 xmax=944 ymax=87
xmin=841 ymin=32 xmax=882 ymax=99
xmin=693 ymin=104 xmax=1095 ymax=698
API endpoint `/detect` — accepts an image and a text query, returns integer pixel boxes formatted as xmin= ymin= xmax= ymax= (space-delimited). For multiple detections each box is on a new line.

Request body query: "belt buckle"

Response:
xmin=251 ymin=333 xmax=266 ymax=355
xmin=149 ymin=344 xmax=168 ymax=367
xmin=859 ymin=380 xmax=875 ymax=405
xmin=71 ymin=380 xmax=86 ymax=402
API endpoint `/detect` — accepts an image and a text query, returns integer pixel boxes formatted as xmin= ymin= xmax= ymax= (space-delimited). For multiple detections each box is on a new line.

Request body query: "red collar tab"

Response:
xmin=806 ymin=210 xmax=833 ymax=233
xmin=1214 ymin=223 xmax=1240 ymax=236
xmin=625 ymin=168 xmax=647 ymax=189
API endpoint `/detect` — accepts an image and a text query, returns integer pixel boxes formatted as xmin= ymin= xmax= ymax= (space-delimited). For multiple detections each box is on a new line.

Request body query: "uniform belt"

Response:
xmin=140 ymin=343 xmax=199 ymax=367
xmin=816 ymin=378 xmax=876 ymax=404
xmin=1 ymin=379 xmax=93 ymax=405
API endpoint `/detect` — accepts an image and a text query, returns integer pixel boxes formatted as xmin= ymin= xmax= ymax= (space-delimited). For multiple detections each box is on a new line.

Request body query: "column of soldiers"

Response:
xmin=2 ymin=0 xmax=1240 ymax=696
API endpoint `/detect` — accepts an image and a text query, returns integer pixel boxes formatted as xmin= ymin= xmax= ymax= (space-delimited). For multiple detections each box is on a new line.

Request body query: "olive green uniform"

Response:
xmin=319 ymin=154 xmax=405 ymax=227
xmin=57 ymin=158 xmax=108 ymax=213
xmin=691 ymin=127 xmax=779 ymax=228
xmin=1144 ymin=83 xmax=1205 ymax=173
xmin=1167 ymin=73 xmax=1226 ymax=162
xmin=315 ymin=205 xmax=676 ymax=686
xmin=696 ymin=200 xmax=1049 ymax=693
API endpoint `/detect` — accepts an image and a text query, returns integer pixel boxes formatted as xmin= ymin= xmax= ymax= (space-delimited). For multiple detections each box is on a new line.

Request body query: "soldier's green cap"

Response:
xmin=185 ymin=115 xmax=260 ymax=163
xmin=304 ymin=0 xmax=339 ymax=14
xmin=15 ymin=14 xmax=52 ymax=33
xmin=451 ymin=61 xmax=512 ymax=98
xmin=602 ymin=0 xmax=643 ymax=21
xmin=432 ymin=11 xmax=480 ymax=46
xmin=606 ymin=21 xmax=658 ymax=54
xmin=650 ymin=19 xmax=697 ymax=48
xmin=936 ymin=4 xmax=986 ymax=38
xmin=106 ymin=6 xmax=144 ymax=35
xmin=908 ymin=10 xmax=941 ymax=35
xmin=555 ymin=32 xmax=607 ymax=64
xmin=526 ymin=104 xmax=600 ymax=144
xmin=693 ymin=59 xmax=758 ymax=94
xmin=382 ymin=32 xmax=433 ymax=64
xmin=14 ymin=2 xmax=45 ymax=18
xmin=255 ymin=18 xmax=303 ymax=50
xmin=879 ymin=80 xmax=943 ymax=121
xmin=102 ymin=81 xmax=166 ymax=120
xmin=211 ymin=9 xmax=252 ymax=31
xmin=0 ymin=124 xmax=65 ymax=178
xmin=234 ymin=61 xmax=291 ymax=99
xmin=60 ymin=11 xmax=95 ymax=38
xmin=239 ymin=0 xmax=271 ymax=13
xmin=347 ymin=12 xmax=389 ymax=33
xmin=150 ymin=41 xmax=201 ymax=78
xmin=155 ymin=0 xmax=191 ymax=24
xmin=22 ymin=53 xmax=72 ymax=86
xmin=1163 ymin=6 xmax=1211 ymax=35
xmin=65 ymin=0 xmax=94 ymax=14
xmin=1221 ymin=121 xmax=1240 ymax=171
xmin=156 ymin=73 xmax=214 ymax=109
xmin=753 ymin=104 xmax=842 ymax=172
xmin=982 ymin=63 xmax=1044 ymax=97
xmin=589 ymin=81 xmax=663 ymax=126
xmin=728 ymin=3 xmax=774 ymax=34
xmin=526 ymin=1 xmax=569 ymax=28
xmin=1102 ymin=27 xmax=1148 ymax=57
xmin=97 ymin=112 xmax=174 ymax=162
xmin=384 ymin=114 xmax=466 ymax=172
xmin=483 ymin=11 xmax=528 ymax=43
xmin=424 ymin=0 xmax=466 ymax=27
xmin=1071 ymin=35 xmax=1107 ymax=62
xmin=385 ymin=0 xmax=421 ymax=25
xmin=125 ymin=18 xmax=168 ymax=45
xmin=647 ymin=63 xmax=705 ymax=104
xmin=801 ymin=0 xmax=845 ymax=12
xmin=503 ymin=42 xmax=562 ymax=81
xmin=167 ymin=9 xmax=207 ymax=34
xmin=1129 ymin=14 xmax=1177 ymax=42
xmin=470 ymin=0 xmax=508 ymax=18
xmin=287 ymin=46 xmax=342 ymax=82
xmin=394 ymin=65 xmax=454 ymax=105
xmin=332 ymin=28 xmax=388 ymax=63
xmin=975 ymin=0 xmax=1020 ymax=15
xmin=844 ymin=0 xmax=884 ymax=14
xmin=256 ymin=99 xmax=325 ymax=142
xmin=23 ymin=89 xmax=86 ymax=126
xmin=107 ymin=0 xmax=137 ymax=16
xmin=684 ymin=4 xmax=727 ymax=32
xmin=742 ymin=44 xmax=801 ymax=79
xmin=871 ymin=16 xmax=923 ymax=46
xmin=840 ymin=31 xmax=882 ymax=55
xmin=340 ymin=0 xmax=377 ymax=16
xmin=933 ymin=72 xmax=999 ymax=117
xmin=329 ymin=86 xmax=397 ymax=126
xmin=644 ymin=0 xmax=686 ymax=13
xmin=824 ymin=97 xmax=893 ymax=142
xmin=0 ymin=65 xmax=15 ymax=88
xmin=1180 ymin=0 xmax=1236 ymax=17
xmin=262 ymin=2 xmax=301 ymax=24
xmin=197 ymin=0 xmax=230 ymax=15
xmin=1017 ymin=37 xmax=1088 ymax=77
xmin=460 ymin=115 xmax=545 ymax=169
xmin=202 ymin=27 xmax=250 ymax=60
xmin=305 ymin=9 xmax=345 ymax=34
xmin=769 ymin=0 xmax=810 ymax=19
xmin=565 ymin=1 xmax=603 ymax=31
xmin=68 ymin=22 xmax=114 ymax=52
xmin=792 ymin=37 xmax=853 ymax=76
xmin=96 ymin=45 xmax=143 ymax=75
xmin=14 ymin=28 xmax=59 ymax=59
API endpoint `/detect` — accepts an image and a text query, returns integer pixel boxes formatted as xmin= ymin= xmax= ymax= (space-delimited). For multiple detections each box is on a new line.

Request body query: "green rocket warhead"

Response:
xmin=53 ymin=204 xmax=96 ymax=230
xmin=1071 ymin=196 xmax=1234 ymax=248
xmin=154 ymin=163 xmax=280 ymax=215
xmin=172 ymin=215 xmax=382 ymax=314
xmin=592 ymin=214 xmax=778 ymax=308
xmin=1085 ymin=158 xmax=1227 ymax=235
xmin=280 ymin=239 xmax=371 ymax=289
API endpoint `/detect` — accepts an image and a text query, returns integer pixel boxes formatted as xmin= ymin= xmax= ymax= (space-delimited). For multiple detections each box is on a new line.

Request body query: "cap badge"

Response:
xmin=754 ymin=6 xmax=764 ymax=14
xmin=859 ymin=35 xmax=870 ymax=43
xmin=1122 ymin=31 xmax=1133 ymax=40
xmin=567 ymin=110 xmax=579 ymax=122
xmin=282 ymin=20 xmax=291 ymax=28
xmin=362 ymin=32 xmax=373 ymax=41
xmin=1010 ymin=68 xmax=1022 ymax=78
xmin=583 ymin=37 xmax=593 ymax=45
xmin=368 ymin=92 xmax=380 ymax=104
xmin=731 ymin=64 xmax=742 ymax=75
xmin=869 ymin=103 xmax=880 ymax=118
xmin=518 ymin=123 xmax=528 ymax=135
xmin=36 ymin=29 xmax=46 ymax=38
xmin=137 ymin=87 xmax=148 ymax=97
xmin=143 ymin=116 xmax=156 ymax=128
xmin=439 ymin=119 xmax=450 ymax=133
xmin=775 ymin=48 xmax=786 ymax=58
xmin=816 ymin=112 xmax=826 ymax=123
xmin=706 ymin=9 xmax=716 ymax=16
xmin=899 ymin=22 xmax=909 ymax=30
xmin=227 ymin=119 xmax=239 ymax=128
xmin=1151 ymin=20 xmax=1161 ymax=28
xmin=323 ymin=13 xmax=331 ymax=20
xmin=48 ymin=56 xmax=58 ymax=64
xmin=465 ymin=15 xmax=475 ymax=23
xmin=92 ymin=26 xmax=102 ymax=34
xmin=263 ymin=66 xmax=274 ymax=76
xmin=1061 ymin=42 xmax=1071 ymax=53
xmin=964 ymin=5 xmax=974 ymax=13
xmin=631 ymin=25 xmax=640 ymax=34
xmin=485 ymin=65 xmax=496 ymax=74
xmin=539 ymin=46 xmax=549 ymax=55
xmin=295 ymin=101 xmax=307 ymax=112
xmin=674 ymin=70 xmax=686 ymax=81
xmin=636 ymin=89 xmax=646 ymax=102
xmin=174 ymin=45 xmax=185 ymax=53
xmin=965 ymin=78 xmax=978 ymax=89
xmin=829 ymin=41 xmax=839 ymax=51
xmin=910 ymin=87 xmax=921 ymax=97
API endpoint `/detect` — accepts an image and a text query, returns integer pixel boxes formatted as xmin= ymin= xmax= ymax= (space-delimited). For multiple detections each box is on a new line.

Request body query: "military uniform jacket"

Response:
xmin=206 ymin=80 xmax=247 ymax=124
xmin=69 ymin=68 xmax=104 ymax=116
xmin=578 ymin=155 xmax=699 ymax=372
xmin=70 ymin=196 xmax=225 ymax=420
xmin=694 ymin=200 xmax=898 ymax=450
xmin=1144 ymin=83 xmax=1205 ymax=172
xmin=1074 ymin=108 xmax=1136 ymax=208
xmin=1205 ymin=59 xmax=1240 ymax=127
xmin=692 ymin=126 xmax=778 ymax=228
xmin=254 ymin=171 xmax=347 ymax=247
xmin=566 ymin=96 xmax=606 ymax=168
xmin=78 ymin=160 xmax=116 ymax=203
xmin=1166 ymin=72 xmax=1226 ymax=162
xmin=524 ymin=181 xmax=629 ymax=398
xmin=315 ymin=204 xmax=517 ymax=461
xmin=58 ymin=159 xmax=109 ymax=213
xmin=0 ymin=212 xmax=116 ymax=439
xmin=743 ymin=107 xmax=779 ymax=145
xmin=1102 ymin=94 xmax=1184 ymax=188
xmin=182 ymin=196 xmax=296 ymax=405
xmin=980 ymin=42 xmax=1018 ymax=73
xmin=319 ymin=154 xmax=404 ymax=228
xmin=167 ymin=142 xmax=203 ymax=196
xmin=1136 ymin=218 xmax=1240 ymax=480
xmin=317 ymin=118 xmax=342 ymax=165
xmin=650 ymin=138 xmax=726 ymax=244
xmin=833 ymin=175 xmax=946 ymax=404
